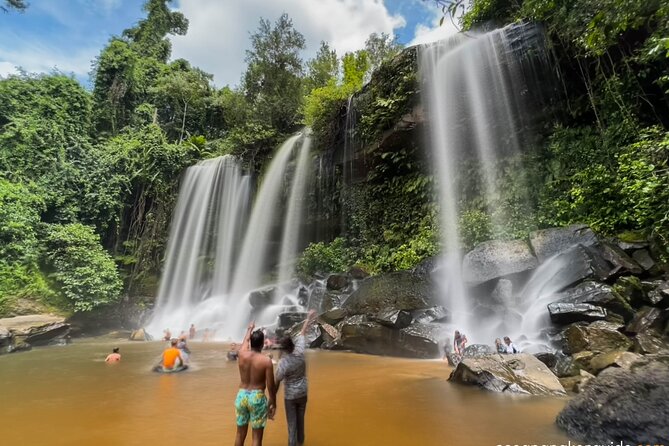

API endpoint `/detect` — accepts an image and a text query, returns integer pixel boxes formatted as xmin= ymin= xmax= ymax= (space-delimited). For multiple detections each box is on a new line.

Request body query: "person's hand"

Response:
xmin=247 ymin=320 xmax=255 ymax=331
xmin=268 ymin=402 xmax=276 ymax=420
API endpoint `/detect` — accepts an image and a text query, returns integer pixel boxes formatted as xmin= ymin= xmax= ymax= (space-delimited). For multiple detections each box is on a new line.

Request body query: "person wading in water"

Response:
xmin=276 ymin=310 xmax=317 ymax=446
xmin=235 ymin=321 xmax=276 ymax=446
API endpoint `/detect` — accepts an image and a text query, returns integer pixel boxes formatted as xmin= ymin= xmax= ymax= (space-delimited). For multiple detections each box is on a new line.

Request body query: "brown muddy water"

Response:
xmin=0 ymin=338 xmax=571 ymax=446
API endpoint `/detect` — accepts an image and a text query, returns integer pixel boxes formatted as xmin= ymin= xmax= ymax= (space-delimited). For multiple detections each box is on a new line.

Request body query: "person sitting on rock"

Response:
xmin=105 ymin=347 xmax=121 ymax=363
xmin=504 ymin=336 xmax=520 ymax=354
xmin=495 ymin=338 xmax=506 ymax=354
xmin=453 ymin=330 xmax=468 ymax=356
xmin=160 ymin=338 xmax=184 ymax=371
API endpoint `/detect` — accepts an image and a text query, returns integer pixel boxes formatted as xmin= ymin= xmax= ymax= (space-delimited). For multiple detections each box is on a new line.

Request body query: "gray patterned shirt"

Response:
xmin=275 ymin=335 xmax=307 ymax=400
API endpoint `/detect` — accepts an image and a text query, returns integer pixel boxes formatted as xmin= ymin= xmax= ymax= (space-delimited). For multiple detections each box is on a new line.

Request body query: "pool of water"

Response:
xmin=0 ymin=337 xmax=571 ymax=445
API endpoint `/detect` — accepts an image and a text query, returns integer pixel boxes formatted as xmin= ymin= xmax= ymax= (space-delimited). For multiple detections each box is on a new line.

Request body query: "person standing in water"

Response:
xmin=189 ymin=324 xmax=196 ymax=340
xmin=235 ymin=321 xmax=276 ymax=446
xmin=275 ymin=310 xmax=317 ymax=446
xmin=105 ymin=347 xmax=121 ymax=362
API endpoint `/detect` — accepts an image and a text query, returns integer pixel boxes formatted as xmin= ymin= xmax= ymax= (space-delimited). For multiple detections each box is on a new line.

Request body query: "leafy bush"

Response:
xmin=44 ymin=223 xmax=122 ymax=312
xmin=296 ymin=237 xmax=354 ymax=277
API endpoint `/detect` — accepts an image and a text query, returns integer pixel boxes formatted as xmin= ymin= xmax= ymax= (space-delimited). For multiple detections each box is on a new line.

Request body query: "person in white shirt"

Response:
xmin=504 ymin=336 xmax=521 ymax=354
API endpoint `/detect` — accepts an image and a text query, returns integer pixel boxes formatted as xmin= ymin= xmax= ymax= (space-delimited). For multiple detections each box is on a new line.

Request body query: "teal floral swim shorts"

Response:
xmin=235 ymin=389 xmax=268 ymax=429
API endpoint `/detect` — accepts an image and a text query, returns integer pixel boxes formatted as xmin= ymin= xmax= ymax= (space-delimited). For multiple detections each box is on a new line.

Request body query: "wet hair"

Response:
xmin=250 ymin=330 xmax=264 ymax=352
xmin=504 ymin=336 xmax=511 ymax=343
xmin=112 ymin=347 xmax=119 ymax=353
xmin=280 ymin=336 xmax=295 ymax=354
xmin=170 ymin=338 xmax=178 ymax=346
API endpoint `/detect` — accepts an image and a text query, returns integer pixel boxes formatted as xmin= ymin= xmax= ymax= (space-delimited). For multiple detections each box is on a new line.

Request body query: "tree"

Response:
xmin=1 ymin=0 xmax=26 ymax=12
xmin=364 ymin=32 xmax=402 ymax=75
xmin=92 ymin=0 xmax=189 ymax=134
xmin=305 ymin=41 xmax=338 ymax=93
xmin=151 ymin=60 xmax=212 ymax=141
xmin=243 ymin=13 xmax=306 ymax=133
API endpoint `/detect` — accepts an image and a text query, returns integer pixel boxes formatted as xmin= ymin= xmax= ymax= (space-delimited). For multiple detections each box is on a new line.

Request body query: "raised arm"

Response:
xmin=240 ymin=320 xmax=255 ymax=352
xmin=300 ymin=310 xmax=317 ymax=336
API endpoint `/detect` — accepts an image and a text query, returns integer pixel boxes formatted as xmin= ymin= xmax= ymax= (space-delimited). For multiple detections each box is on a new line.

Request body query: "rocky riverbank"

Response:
xmin=0 ymin=314 xmax=71 ymax=354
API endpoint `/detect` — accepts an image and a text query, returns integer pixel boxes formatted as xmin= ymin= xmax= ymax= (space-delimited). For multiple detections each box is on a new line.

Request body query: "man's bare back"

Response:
xmin=238 ymin=349 xmax=273 ymax=390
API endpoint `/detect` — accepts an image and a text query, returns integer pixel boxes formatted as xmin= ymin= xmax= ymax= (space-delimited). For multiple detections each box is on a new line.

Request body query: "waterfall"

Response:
xmin=420 ymin=23 xmax=549 ymax=343
xmin=147 ymin=132 xmax=313 ymax=339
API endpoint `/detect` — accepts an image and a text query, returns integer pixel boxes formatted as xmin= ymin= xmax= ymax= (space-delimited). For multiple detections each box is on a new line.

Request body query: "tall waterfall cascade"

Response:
xmin=421 ymin=23 xmax=556 ymax=350
xmin=147 ymin=133 xmax=313 ymax=339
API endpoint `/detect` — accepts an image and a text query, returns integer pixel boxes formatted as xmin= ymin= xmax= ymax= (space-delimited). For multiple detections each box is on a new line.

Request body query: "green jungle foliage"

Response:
xmin=459 ymin=0 xmax=669 ymax=259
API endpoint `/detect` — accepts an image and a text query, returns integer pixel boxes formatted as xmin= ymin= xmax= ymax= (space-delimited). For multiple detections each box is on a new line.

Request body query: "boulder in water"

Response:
xmin=288 ymin=322 xmax=323 ymax=348
xmin=343 ymin=271 xmax=435 ymax=315
xmin=547 ymin=302 xmax=607 ymax=324
xmin=449 ymin=353 xmax=566 ymax=396
xmin=553 ymin=351 xmax=595 ymax=377
xmin=462 ymin=239 xmax=538 ymax=286
xmin=0 ymin=326 xmax=12 ymax=353
xmin=24 ymin=322 xmax=70 ymax=346
xmin=396 ymin=323 xmax=444 ymax=359
xmin=129 ymin=328 xmax=149 ymax=341
xmin=562 ymin=321 xmax=632 ymax=354
xmin=559 ymin=369 xmax=596 ymax=394
xmin=529 ymin=224 xmax=598 ymax=262
xmin=556 ymin=355 xmax=669 ymax=444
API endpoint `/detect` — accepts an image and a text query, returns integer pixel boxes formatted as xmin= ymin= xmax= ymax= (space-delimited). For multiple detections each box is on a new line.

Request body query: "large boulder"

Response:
xmin=372 ymin=309 xmax=412 ymax=329
xmin=449 ymin=353 xmax=566 ymax=396
xmin=337 ymin=316 xmax=443 ymax=358
xmin=343 ymin=271 xmax=435 ymax=315
xmin=553 ymin=351 xmax=595 ymax=377
xmin=22 ymin=322 xmax=70 ymax=346
xmin=288 ymin=322 xmax=323 ymax=348
xmin=547 ymin=302 xmax=607 ymax=324
xmin=411 ymin=306 xmax=449 ymax=324
xmin=633 ymin=331 xmax=669 ymax=354
xmin=0 ymin=326 xmax=12 ymax=353
xmin=588 ymin=350 xmax=640 ymax=374
xmin=549 ymin=281 xmax=634 ymax=321
xmin=326 ymin=273 xmax=349 ymax=291
xmin=248 ymin=285 xmax=278 ymax=310
xmin=556 ymin=355 xmax=669 ymax=444
xmin=632 ymin=248 xmax=657 ymax=272
xmin=396 ymin=323 xmax=444 ymax=358
xmin=319 ymin=307 xmax=347 ymax=325
xmin=462 ymin=240 xmax=538 ymax=286
xmin=562 ymin=321 xmax=632 ymax=354
xmin=129 ymin=328 xmax=149 ymax=341
xmin=529 ymin=224 xmax=598 ymax=262
xmin=626 ymin=306 xmax=665 ymax=334
xmin=589 ymin=241 xmax=643 ymax=276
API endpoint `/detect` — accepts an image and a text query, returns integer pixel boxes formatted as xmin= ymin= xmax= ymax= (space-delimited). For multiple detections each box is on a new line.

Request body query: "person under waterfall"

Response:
xmin=275 ymin=310 xmax=317 ymax=446
xmin=234 ymin=321 xmax=277 ymax=446
xmin=504 ymin=336 xmax=521 ymax=354
xmin=453 ymin=330 xmax=468 ymax=356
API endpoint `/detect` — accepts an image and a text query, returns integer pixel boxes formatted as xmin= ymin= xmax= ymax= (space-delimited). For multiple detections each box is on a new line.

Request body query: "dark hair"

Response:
xmin=170 ymin=338 xmax=178 ymax=346
xmin=250 ymin=330 xmax=264 ymax=351
xmin=280 ymin=336 xmax=295 ymax=353
xmin=112 ymin=347 xmax=119 ymax=353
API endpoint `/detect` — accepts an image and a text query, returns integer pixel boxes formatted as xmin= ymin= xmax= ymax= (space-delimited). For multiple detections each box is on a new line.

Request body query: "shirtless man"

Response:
xmin=235 ymin=321 xmax=276 ymax=446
